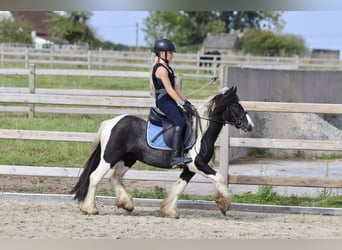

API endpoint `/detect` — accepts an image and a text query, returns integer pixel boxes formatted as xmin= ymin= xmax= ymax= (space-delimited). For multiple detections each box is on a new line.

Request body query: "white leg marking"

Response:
xmin=80 ymin=159 xmax=111 ymax=214
xmin=161 ymin=178 xmax=188 ymax=218
xmin=110 ymin=161 xmax=134 ymax=212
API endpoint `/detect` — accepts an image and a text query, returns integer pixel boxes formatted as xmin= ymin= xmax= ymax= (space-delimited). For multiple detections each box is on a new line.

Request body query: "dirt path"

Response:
xmin=1 ymin=199 xmax=342 ymax=239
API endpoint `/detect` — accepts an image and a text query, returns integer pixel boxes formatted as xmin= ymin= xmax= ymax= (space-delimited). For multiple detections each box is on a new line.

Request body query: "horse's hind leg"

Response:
xmin=110 ymin=161 xmax=134 ymax=213
xmin=80 ymin=159 xmax=111 ymax=215
xmin=160 ymin=167 xmax=195 ymax=218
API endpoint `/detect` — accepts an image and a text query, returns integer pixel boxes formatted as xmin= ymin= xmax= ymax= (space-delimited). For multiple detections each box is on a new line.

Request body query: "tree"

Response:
xmin=142 ymin=11 xmax=284 ymax=50
xmin=239 ymin=30 xmax=307 ymax=56
xmin=46 ymin=11 xmax=100 ymax=47
xmin=0 ymin=16 xmax=32 ymax=43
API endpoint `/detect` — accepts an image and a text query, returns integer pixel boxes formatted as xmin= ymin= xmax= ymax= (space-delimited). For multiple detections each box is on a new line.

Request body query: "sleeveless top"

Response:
xmin=151 ymin=63 xmax=175 ymax=104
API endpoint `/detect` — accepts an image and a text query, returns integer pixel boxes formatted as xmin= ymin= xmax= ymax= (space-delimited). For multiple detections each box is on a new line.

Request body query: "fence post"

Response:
xmin=25 ymin=48 xmax=29 ymax=68
xmin=196 ymin=51 xmax=200 ymax=75
xmin=28 ymin=64 xmax=36 ymax=119
xmin=0 ymin=45 xmax=3 ymax=67
xmin=149 ymin=52 xmax=155 ymax=97
xmin=176 ymin=73 xmax=183 ymax=90
xmin=219 ymin=125 xmax=230 ymax=185
xmin=50 ymin=47 xmax=53 ymax=69
xmin=87 ymin=50 xmax=92 ymax=70
xmin=99 ymin=48 xmax=102 ymax=70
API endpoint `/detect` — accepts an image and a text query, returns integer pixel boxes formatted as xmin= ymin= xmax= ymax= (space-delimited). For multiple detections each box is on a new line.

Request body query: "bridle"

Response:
xmin=226 ymin=105 xmax=248 ymax=128
xmin=200 ymin=105 xmax=248 ymax=128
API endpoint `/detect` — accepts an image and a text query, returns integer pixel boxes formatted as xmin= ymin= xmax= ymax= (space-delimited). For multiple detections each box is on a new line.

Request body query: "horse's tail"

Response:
xmin=70 ymin=142 xmax=101 ymax=201
xmin=70 ymin=122 xmax=105 ymax=201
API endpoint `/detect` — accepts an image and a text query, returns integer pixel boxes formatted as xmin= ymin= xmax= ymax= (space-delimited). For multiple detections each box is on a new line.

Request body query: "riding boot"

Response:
xmin=170 ymin=126 xmax=192 ymax=167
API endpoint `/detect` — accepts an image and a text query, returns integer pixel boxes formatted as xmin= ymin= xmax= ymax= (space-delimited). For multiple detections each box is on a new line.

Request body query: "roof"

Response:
xmin=11 ymin=11 xmax=53 ymax=36
xmin=203 ymin=33 xmax=239 ymax=50
xmin=10 ymin=11 xmax=66 ymax=44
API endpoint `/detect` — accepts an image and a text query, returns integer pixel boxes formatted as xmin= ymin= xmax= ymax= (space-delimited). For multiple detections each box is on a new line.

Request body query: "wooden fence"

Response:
xmin=1 ymin=88 xmax=342 ymax=191
xmin=1 ymin=46 xmax=341 ymax=75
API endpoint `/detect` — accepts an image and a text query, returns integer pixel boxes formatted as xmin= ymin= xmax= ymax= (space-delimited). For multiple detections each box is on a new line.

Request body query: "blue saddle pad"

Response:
xmin=146 ymin=122 xmax=195 ymax=151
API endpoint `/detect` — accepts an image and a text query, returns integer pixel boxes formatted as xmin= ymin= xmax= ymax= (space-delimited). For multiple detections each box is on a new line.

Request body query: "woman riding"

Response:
xmin=151 ymin=38 xmax=196 ymax=167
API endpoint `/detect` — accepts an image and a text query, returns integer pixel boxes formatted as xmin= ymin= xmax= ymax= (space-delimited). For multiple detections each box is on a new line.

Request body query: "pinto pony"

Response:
xmin=70 ymin=86 xmax=254 ymax=218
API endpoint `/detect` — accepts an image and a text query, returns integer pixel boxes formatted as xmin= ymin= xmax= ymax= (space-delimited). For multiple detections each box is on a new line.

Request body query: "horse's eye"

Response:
xmin=231 ymin=103 xmax=239 ymax=109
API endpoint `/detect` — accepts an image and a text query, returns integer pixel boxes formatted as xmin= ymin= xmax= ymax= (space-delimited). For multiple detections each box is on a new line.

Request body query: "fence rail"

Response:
xmin=1 ymin=89 xmax=342 ymax=191
xmin=1 ymin=46 xmax=342 ymax=75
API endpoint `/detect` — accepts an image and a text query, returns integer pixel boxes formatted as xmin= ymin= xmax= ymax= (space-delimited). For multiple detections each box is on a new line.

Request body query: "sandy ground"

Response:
xmin=1 ymin=159 xmax=342 ymax=239
xmin=0 ymin=198 xmax=342 ymax=239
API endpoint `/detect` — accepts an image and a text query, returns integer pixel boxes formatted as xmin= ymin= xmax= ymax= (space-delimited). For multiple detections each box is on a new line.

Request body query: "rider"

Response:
xmin=152 ymin=38 xmax=196 ymax=167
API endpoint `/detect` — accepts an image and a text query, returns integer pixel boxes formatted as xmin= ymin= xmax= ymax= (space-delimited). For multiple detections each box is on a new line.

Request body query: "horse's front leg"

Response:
xmin=160 ymin=167 xmax=195 ymax=218
xmin=190 ymin=157 xmax=232 ymax=216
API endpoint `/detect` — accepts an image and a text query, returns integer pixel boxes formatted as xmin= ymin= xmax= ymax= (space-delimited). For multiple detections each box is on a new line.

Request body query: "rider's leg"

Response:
xmin=158 ymin=99 xmax=192 ymax=167
xmin=170 ymin=125 xmax=192 ymax=167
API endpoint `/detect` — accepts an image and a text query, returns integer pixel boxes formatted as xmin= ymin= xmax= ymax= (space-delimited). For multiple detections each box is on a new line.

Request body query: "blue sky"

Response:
xmin=89 ymin=11 xmax=342 ymax=57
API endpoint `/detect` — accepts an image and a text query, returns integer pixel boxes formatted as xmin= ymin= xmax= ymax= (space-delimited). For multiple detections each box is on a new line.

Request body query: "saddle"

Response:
xmin=146 ymin=107 xmax=196 ymax=151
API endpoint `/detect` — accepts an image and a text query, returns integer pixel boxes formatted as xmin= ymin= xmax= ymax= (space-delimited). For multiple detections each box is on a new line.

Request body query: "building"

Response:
xmin=0 ymin=11 xmax=67 ymax=49
xmin=311 ymin=49 xmax=340 ymax=60
xmin=201 ymin=33 xmax=239 ymax=54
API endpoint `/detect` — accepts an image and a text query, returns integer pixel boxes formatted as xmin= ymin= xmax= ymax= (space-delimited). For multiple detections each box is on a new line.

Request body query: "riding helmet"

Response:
xmin=153 ymin=38 xmax=176 ymax=55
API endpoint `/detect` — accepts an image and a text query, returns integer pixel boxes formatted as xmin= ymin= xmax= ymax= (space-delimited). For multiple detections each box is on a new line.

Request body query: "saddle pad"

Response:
xmin=146 ymin=122 xmax=195 ymax=151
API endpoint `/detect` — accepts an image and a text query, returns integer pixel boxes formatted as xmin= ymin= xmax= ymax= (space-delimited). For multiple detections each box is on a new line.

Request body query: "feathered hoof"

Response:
xmin=115 ymin=199 xmax=134 ymax=213
xmin=160 ymin=201 xmax=179 ymax=219
xmin=214 ymin=190 xmax=232 ymax=216
xmin=79 ymin=203 xmax=99 ymax=215
xmin=160 ymin=209 xmax=179 ymax=219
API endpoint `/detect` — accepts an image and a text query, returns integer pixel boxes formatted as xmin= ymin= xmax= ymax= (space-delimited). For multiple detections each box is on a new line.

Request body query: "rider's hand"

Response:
xmin=177 ymin=99 xmax=196 ymax=114
xmin=181 ymin=100 xmax=197 ymax=115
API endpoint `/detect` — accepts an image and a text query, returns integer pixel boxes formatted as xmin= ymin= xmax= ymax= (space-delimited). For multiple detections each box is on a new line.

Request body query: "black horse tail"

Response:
xmin=70 ymin=142 xmax=101 ymax=201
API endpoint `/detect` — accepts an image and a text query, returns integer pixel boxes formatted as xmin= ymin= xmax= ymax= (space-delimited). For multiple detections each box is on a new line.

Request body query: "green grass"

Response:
xmin=234 ymin=186 xmax=342 ymax=208
xmin=0 ymin=74 xmax=217 ymax=92
xmin=121 ymin=185 xmax=342 ymax=208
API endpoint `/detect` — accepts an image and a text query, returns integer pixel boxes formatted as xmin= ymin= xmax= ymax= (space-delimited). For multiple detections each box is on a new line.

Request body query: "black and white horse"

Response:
xmin=70 ymin=86 xmax=254 ymax=218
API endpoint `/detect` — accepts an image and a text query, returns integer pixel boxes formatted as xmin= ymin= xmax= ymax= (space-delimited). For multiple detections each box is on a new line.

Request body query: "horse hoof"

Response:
xmin=160 ymin=210 xmax=179 ymax=219
xmin=214 ymin=191 xmax=231 ymax=216
xmin=79 ymin=202 xmax=98 ymax=215
xmin=115 ymin=198 xmax=134 ymax=213
xmin=80 ymin=208 xmax=99 ymax=215
xmin=161 ymin=213 xmax=180 ymax=219
xmin=116 ymin=203 xmax=134 ymax=213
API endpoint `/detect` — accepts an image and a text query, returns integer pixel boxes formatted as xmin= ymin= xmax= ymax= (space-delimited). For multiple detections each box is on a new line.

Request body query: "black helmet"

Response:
xmin=153 ymin=38 xmax=176 ymax=54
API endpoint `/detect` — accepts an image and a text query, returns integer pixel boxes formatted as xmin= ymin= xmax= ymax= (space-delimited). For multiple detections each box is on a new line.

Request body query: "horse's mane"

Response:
xmin=205 ymin=86 xmax=238 ymax=117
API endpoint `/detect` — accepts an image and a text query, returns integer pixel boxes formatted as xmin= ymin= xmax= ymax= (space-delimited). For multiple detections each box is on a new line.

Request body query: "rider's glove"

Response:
xmin=178 ymin=100 xmax=197 ymax=115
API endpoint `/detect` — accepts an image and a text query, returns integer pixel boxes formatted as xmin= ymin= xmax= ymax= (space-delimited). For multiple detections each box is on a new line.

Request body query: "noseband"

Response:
xmin=201 ymin=105 xmax=248 ymax=127
xmin=226 ymin=105 xmax=248 ymax=128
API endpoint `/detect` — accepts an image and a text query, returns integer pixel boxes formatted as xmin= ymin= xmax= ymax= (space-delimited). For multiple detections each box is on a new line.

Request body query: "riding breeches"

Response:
xmin=157 ymin=97 xmax=187 ymax=131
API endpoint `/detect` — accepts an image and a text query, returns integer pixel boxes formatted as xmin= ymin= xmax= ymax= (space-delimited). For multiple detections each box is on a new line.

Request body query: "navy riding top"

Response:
xmin=152 ymin=63 xmax=176 ymax=105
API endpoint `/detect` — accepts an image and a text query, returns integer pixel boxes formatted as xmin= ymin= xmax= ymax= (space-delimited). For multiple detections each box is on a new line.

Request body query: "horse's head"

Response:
xmin=207 ymin=86 xmax=254 ymax=132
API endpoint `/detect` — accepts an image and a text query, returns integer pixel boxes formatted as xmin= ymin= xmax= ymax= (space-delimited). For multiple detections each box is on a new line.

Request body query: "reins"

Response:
xmin=186 ymin=76 xmax=218 ymax=98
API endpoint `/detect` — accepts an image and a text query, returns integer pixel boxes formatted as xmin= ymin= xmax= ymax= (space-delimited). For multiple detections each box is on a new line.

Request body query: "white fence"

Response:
xmin=1 ymin=46 xmax=342 ymax=76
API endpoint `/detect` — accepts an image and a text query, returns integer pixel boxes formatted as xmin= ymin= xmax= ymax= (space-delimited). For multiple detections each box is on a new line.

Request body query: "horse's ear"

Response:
xmin=233 ymin=86 xmax=237 ymax=93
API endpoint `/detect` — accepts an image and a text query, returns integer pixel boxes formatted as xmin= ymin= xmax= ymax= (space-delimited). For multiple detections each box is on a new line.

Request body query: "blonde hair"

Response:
xmin=153 ymin=56 xmax=160 ymax=66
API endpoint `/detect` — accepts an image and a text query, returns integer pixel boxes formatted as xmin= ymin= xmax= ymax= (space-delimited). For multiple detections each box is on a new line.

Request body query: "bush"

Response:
xmin=240 ymin=29 xmax=307 ymax=57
